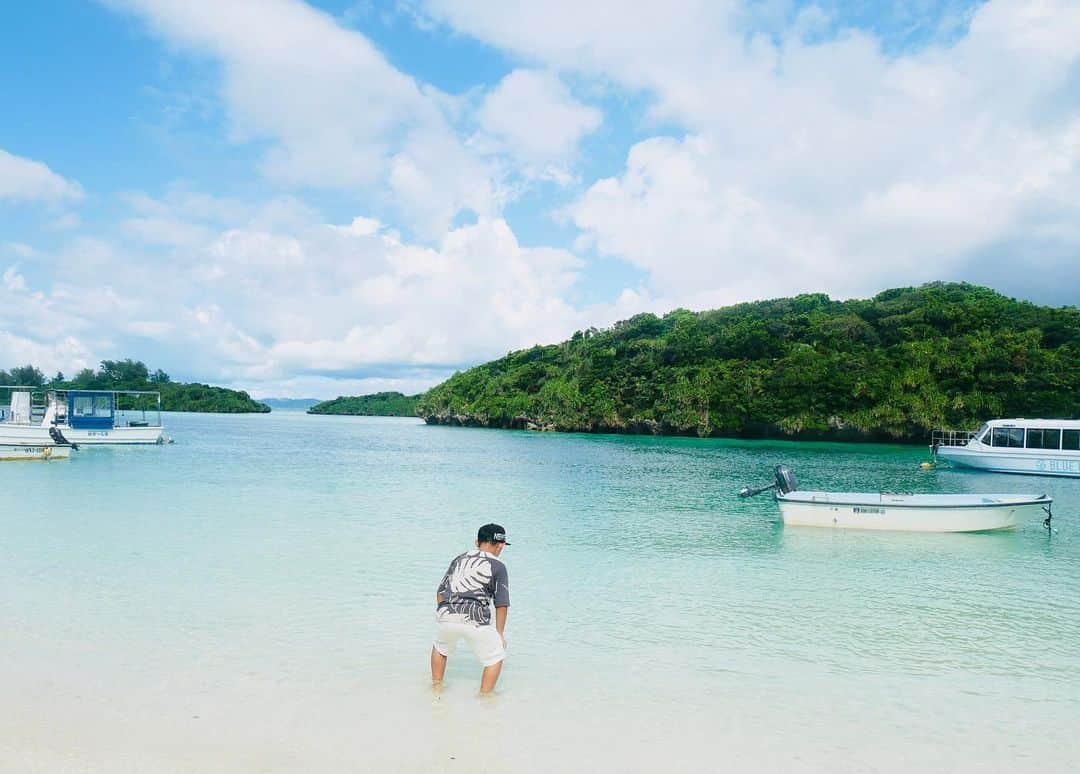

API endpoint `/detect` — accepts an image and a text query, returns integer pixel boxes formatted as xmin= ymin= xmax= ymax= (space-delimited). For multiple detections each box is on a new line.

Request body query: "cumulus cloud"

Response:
xmin=475 ymin=69 xmax=601 ymax=178
xmin=427 ymin=0 xmax=1080 ymax=305
xmin=106 ymin=0 xmax=501 ymax=238
xmin=201 ymin=214 xmax=585 ymax=373
xmin=570 ymin=135 xmax=828 ymax=308
xmin=422 ymin=0 xmax=736 ymax=95
xmin=0 ymin=264 xmax=96 ymax=376
xmin=3 ymin=192 xmax=598 ymax=396
xmin=0 ymin=149 xmax=84 ymax=203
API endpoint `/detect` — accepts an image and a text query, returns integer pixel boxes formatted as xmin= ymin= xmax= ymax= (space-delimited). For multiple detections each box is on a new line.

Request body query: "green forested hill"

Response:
xmin=308 ymin=392 xmax=419 ymax=416
xmin=0 ymin=360 xmax=270 ymax=413
xmin=417 ymin=283 xmax=1080 ymax=441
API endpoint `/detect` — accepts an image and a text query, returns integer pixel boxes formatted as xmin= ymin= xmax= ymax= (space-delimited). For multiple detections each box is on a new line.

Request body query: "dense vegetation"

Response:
xmin=308 ymin=392 xmax=419 ymax=417
xmin=417 ymin=283 xmax=1080 ymax=442
xmin=0 ymin=359 xmax=270 ymax=413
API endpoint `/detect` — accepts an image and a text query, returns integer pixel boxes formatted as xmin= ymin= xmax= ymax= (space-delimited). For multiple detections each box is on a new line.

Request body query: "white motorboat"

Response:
xmin=0 ymin=404 xmax=78 ymax=459
xmin=0 ymin=443 xmax=72 ymax=461
xmin=739 ymin=466 xmax=1052 ymax=533
xmin=1 ymin=387 xmax=166 ymax=445
xmin=932 ymin=419 xmax=1080 ymax=477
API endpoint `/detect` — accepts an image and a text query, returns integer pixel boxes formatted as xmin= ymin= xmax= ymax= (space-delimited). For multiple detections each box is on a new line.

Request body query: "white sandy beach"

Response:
xmin=3 ymin=649 xmax=1075 ymax=773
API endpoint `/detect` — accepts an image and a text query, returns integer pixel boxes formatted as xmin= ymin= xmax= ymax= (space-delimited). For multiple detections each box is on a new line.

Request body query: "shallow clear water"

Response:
xmin=3 ymin=412 xmax=1078 ymax=772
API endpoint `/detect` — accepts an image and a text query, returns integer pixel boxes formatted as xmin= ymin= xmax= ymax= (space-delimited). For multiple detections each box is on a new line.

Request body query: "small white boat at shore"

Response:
xmin=0 ymin=412 xmax=78 ymax=461
xmin=740 ymin=466 xmax=1052 ymax=532
xmin=932 ymin=419 xmax=1080 ymax=477
xmin=0 ymin=443 xmax=72 ymax=461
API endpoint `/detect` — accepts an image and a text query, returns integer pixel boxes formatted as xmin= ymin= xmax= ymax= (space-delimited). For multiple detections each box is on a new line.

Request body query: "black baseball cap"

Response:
xmin=477 ymin=523 xmax=510 ymax=545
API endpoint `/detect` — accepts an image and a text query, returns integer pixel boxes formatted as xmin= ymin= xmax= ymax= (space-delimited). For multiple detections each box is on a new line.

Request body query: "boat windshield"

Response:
xmin=975 ymin=423 xmax=990 ymax=443
xmin=72 ymin=393 xmax=113 ymax=418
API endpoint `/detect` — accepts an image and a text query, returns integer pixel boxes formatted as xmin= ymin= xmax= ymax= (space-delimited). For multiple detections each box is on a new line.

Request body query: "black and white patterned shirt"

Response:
xmin=436 ymin=549 xmax=510 ymax=625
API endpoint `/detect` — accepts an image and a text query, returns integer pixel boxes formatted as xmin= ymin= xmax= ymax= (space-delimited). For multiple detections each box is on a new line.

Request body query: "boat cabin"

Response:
xmin=966 ymin=419 xmax=1080 ymax=452
xmin=933 ymin=418 xmax=1080 ymax=477
xmin=66 ymin=391 xmax=116 ymax=430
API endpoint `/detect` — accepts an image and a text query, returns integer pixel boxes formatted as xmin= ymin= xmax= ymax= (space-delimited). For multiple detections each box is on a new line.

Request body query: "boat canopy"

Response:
xmin=67 ymin=391 xmax=114 ymax=430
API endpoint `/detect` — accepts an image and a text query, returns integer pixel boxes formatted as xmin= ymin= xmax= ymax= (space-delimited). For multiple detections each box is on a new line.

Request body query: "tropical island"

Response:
xmin=0 ymin=359 xmax=270 ymax=413
xmin=416 ymin=283 xmax=1080 ymax=442
xmin=308 ymin=392 xmax=419 ymax=417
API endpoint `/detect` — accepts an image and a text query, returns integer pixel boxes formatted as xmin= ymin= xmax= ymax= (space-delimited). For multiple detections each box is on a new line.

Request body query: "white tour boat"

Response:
xmin=739 ymin=466 xmax=1052 ymax=532
xmin=932 ymin=418 xmax=1080 ymax=477
xmin=1 ymin=387 xmax=167 ymax=445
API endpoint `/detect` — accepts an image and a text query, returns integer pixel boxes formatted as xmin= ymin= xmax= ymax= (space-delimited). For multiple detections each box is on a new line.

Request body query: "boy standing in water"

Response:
xmin=430 ymin=523 xmax=510 ymax=694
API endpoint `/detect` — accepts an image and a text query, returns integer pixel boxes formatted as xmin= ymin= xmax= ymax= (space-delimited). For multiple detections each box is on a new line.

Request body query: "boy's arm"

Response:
xmin=436 ymin=559 xmax=455 ymax=607
xmin=495 ymin=605 xmax=508 ymax=644
xmin=493 ymin=562 xmax=510 ymax=643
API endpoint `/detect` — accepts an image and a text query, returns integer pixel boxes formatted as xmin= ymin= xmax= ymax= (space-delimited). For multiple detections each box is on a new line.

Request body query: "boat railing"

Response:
xmin=931 ymin=428 xmax=978 ymax=447
xmin=0 ymin=385 xmax=44 ymax=425
xmin=115 ymin=408 xmax=163 ymax=428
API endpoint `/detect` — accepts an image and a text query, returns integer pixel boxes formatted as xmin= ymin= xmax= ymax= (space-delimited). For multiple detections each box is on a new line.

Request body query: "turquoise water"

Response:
xmin=3 ymin=412 xmax=1078 ymax=772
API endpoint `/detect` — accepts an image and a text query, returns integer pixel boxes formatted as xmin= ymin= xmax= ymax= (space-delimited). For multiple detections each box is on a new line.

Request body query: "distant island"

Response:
xmin=308 ymin=392 xmax=419 ymax=417
xmin=0 ymin=359 xmax=270 ymax=414
xmin=417 ymin=283 xmax=1080 ymax=442
xmin=259 ymin=398 xmax=321 ymax=410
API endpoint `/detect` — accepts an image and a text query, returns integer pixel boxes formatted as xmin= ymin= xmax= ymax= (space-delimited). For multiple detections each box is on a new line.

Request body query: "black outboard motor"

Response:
xmin=774 ymin=465 xmax=797 ymax=494
xmin=48 ymin=426 xmax=78 ymax=450
xmin=739 ymin=465 xmax=797 ymax=498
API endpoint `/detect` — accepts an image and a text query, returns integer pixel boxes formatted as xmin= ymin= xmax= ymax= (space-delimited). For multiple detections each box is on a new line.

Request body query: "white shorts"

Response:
xmin=432 ymin=611 xmax=506 ymax=667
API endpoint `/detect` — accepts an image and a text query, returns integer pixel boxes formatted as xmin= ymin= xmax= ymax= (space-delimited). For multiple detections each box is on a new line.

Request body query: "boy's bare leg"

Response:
xmin=479 ymin=660 xmax=502 ymax=694
xmin=431 ymin=647 xmax=447 ymax=690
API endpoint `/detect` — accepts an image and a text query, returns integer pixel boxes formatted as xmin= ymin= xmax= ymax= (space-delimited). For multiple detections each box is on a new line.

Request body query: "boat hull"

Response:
xmin=776 ymin=492 xmax=1048 ymax=532
xmin=0 ymin=423 xmax=163 ymax=445
xmin=0 ymin=425 xmax=64 ymax=445
xmin=0 ymin=444 xmax=71 ymax=461
xmin=936 ymin=446 xmax=1080 ymax=477
xmin=58 ymin=425 xmax=165 ymax=445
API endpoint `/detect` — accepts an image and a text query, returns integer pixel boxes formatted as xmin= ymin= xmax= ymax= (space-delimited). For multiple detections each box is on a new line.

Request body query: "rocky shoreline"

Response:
xmin=420 ymin=411 xmax=929 ymax=444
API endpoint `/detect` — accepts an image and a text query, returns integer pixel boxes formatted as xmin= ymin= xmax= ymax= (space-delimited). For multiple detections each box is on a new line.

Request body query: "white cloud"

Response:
xmin=2 ymin=265 xmax=27 ymax=292
xmin=47 ymin=212 xmax=83 ymax=231
xmin=422 ymin=0 xmax=738 ymax=96
xmin=0 ymin=264 xmax=96 ymax=375
xmin=122 ymin=189 xmax=254 ymax=225
xmin=2 ymin=193 xmax=599 ymax=396
xmin=428 ymin=0 xmax=1080 ymax=305
xmin=388 ymin=126 xmax=502 ymax=240
xmin=475 ymin=70 xmax=601 ymax=176
xmin=122 ymin=216 xmax=214 ymax=247
xmin=229 ymin=215 xmax=585 ymax=373
xmin=332 ymin=216 xmax=383 ymax=238
xmin=570 ymin=135 xmax=828 ymax=306
xmin=0 ymin=149 xmax=84 ymax=203
xmin=4 ymin=243 xmax=38 ymax=259
xmin=106 ymin=0 xmax=502 ymax=238
xmin=0 ymin=331 xmax=94 ymax=376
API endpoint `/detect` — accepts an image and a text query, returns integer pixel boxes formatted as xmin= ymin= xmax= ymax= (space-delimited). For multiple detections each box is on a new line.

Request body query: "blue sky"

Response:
xmin=2 ymin=0 xmax=1078 ymax=398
